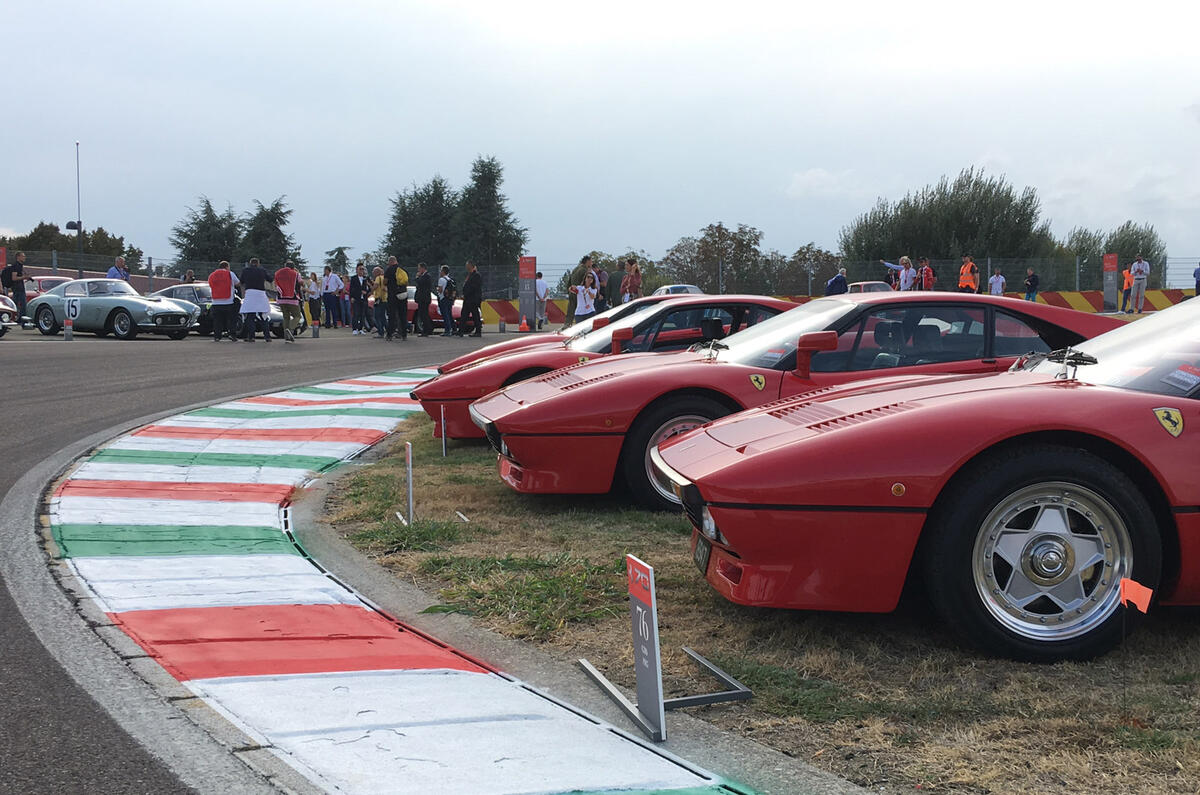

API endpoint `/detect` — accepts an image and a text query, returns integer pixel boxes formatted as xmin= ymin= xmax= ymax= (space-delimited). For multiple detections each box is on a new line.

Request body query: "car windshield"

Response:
xmin=563 ymin=298 xmax=659 ymax=339
xmin=193 ymin=285 xmax=212 ymax=300
xmin=568 ymin=300 xmax=785 ymax=355
xmin=717 ymin=298 xmax=860 ymax=369
xmin=88 ymin=280 xmax=138 ymax=297
xmin=1028 ymin=299 xmax=1200 ymax=398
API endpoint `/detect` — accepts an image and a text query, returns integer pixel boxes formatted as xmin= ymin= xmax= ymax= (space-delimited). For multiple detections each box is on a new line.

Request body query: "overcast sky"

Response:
xmin=4 ymin=0 xmax=1197 ymax=282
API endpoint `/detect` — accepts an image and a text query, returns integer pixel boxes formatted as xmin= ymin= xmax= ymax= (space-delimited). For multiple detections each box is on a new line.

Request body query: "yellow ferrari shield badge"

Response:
xmin=1154 ymin=408 xmax=1183 ymax=438
xmin=749 ymin=374 xmax=766 ymax=391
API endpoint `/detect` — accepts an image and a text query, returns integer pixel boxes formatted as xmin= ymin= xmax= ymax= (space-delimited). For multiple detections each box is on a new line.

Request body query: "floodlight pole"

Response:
xmin=74 ymin=142 xmax=83 ymax=278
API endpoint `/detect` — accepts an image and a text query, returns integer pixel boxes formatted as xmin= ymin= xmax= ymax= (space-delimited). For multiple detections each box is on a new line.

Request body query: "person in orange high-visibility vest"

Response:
xmin=958 ymin=255 xmax=979 ymax=293
xmin=1121 ymin=267 xmax=1134 ymax=313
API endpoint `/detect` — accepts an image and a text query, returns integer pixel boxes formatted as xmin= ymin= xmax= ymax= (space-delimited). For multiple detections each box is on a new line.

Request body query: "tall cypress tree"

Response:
xmin=450 ymin=156 xmax=528 ymax=294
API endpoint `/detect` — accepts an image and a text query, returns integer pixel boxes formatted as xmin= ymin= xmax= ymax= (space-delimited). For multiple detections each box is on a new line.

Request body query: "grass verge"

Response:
xmin=329 ymin=412 xmax=1200 ymax=794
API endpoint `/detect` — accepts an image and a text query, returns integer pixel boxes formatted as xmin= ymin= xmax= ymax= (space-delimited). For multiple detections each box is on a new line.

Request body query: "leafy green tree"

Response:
xmin=660 ymin=223 xmax=765 ymax=293
xmin=325 ymin=246 xmax=352 ymax=272
xmin=450 ymin=156 xmax=528 ymax=294
xmin=839 ymin=168 xmax=1056 ymax=260
xmin=786 ymin=243 xmax=843 ymax=295
xmin=0 ymin=221 xmax=145 ymax=270
xmin=236 ymin=197 xmax=300 ymax=267
xmin=169 ymin=197 xmax=242 ymax=267
xmin=1103 ymin=221 xmax=1166 ymax=266
xmin=381 ymin=176 xmax=457 ymax=270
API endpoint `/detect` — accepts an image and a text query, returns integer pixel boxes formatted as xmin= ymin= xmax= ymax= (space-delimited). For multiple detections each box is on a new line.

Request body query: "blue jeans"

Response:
xmin=373 ymin=302 xmax=387 ymax=334
xmin=438 ymin=297 xmax=455 ymax=334
xmin=1024 ymin=291 xmax=1036 ymax=302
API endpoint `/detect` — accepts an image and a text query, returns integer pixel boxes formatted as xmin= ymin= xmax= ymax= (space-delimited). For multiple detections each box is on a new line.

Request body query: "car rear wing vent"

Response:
xmin=807 ymin=402 xmax=916 ymax=433
xmin=558 ymin=372 xmax=621 ymax=392
xmin=541 ymin=370 xmax=586 ymax=388
xmin=767 ymin=401 xmax=843 ymax=426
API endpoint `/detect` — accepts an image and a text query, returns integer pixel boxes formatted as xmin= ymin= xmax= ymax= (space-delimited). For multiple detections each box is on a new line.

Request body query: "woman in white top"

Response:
xmin=570 ymin=271 xmax=599 ymax=322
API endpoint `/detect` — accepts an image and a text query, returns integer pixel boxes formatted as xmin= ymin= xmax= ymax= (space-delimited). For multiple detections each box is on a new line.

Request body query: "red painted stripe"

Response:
xmin=485 ymin=300 xmax=521 ymax=324
xmin=133 ymin=425 xmax=386 ymax=444
xmin=1039 ymin=291 xmax=1072 ymax=309
xmin=1079 ymin=291 xmax=1104 ymax=311
xmin=111 ymin=604 xmax=487 ymax=680
xmin=334 ymin=378 xmax=420 ymax=387
xmin=241 ymin=395 xmax=418 ymax=407
xmin=55 ymin=480 xmax=293 ymax=502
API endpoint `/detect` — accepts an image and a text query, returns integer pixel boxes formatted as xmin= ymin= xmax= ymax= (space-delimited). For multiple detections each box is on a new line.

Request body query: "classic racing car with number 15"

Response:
xmin=651 ymin=298 xmax=1198 ymax=662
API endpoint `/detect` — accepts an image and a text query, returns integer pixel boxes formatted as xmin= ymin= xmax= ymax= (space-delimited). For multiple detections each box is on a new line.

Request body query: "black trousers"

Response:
xmin=211 ymin=304 xmax=236 ymax=339
xmin=460 ymin=301 xmax=482 ymax=335
xmin=415 ymin=301 xmax=432 ymax=335
xmin=241 ymin=312 xmax=269 ymax=340
xmin=386 ymin=295 xmax=407 ymax=339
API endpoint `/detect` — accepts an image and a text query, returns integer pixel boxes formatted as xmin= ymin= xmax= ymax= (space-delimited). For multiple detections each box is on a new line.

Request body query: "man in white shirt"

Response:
xmin=1129 ymin=255 xmax=1151 ymax=313
xmin=988 ymin=268 xmax=1006 ymax=296
xmin=321 ymin=266 xmax=345 ymax=328
xmin=897 ymin=257 xmax=917 ymax=291
xmin=534 ymin=271 xmax=548 ymax=330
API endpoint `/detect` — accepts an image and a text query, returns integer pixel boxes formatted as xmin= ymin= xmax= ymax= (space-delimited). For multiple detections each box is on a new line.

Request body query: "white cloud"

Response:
xmin=785 ymin=169 xmax=874 ymax=201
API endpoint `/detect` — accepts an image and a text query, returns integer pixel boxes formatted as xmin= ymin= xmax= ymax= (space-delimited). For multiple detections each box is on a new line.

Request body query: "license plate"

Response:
xmin=693 ymin=535 xmax=711 ymax=575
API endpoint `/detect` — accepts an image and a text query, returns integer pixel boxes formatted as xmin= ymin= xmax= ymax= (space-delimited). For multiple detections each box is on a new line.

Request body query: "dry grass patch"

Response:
xmin=329 ymin=413 xmax=1200 ymax=794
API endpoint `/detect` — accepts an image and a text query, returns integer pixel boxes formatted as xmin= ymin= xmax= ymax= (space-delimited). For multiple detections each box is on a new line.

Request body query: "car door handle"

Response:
xmin=981 ymin=359 xmax=997 ymax=364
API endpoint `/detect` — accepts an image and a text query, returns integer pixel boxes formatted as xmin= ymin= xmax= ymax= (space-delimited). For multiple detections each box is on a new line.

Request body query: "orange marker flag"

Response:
xmin=1119 ymin=578 xmax=1153 ymax=614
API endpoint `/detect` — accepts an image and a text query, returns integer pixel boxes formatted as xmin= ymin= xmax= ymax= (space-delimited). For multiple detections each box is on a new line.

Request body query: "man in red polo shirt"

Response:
xmin=207 ymin=261 xmax=240 ymax=342
xmin=273 ymin=260 xmax=302 ymax=342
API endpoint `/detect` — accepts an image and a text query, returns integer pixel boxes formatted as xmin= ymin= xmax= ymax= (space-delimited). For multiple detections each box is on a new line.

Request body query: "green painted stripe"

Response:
xmin=289 ymin=386 xmax=414 ymax=396
xmin=52 ymin=524 xmax=296 ymax=558
xmin=188 ymin=407 xmax=410 ymax=419
xmin=376 ymin=370 xmax=436 ymax=379
xmin=88 ymin=449 xmax=342 ymax=471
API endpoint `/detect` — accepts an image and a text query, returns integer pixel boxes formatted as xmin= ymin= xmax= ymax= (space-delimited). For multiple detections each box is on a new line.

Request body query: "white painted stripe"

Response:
xmin=156 ymin=415 xmax=401 ymax=432
xmin=215 ymin=395 xmax=417 ymax=409
xmin=105 ymin=437 xmax=370 ymax=459
xmin=190 ymin=670 xmax=710 ymax=795
xmin=69 ymin=555 xmax=355 ymax=613
xmin=70 ymin=462 xmax=315 ymax=486
xmin=72 ymin=554 xmax=307 ymax=582
xmin=52 ymin=496 xmax=284 ymax=528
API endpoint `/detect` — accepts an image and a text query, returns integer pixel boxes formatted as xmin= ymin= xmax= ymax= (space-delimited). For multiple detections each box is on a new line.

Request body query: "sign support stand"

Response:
xmin=579 ymin=555 xmax=751 ymax=742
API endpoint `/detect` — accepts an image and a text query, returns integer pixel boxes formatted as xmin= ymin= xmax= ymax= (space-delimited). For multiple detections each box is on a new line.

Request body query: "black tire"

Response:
xmin=36 ymin=305 xmax=60 ymax=336
xmin=0 ymin=326 xmax=8 ymax=339
xmin=272 ymin=325 xmax=285 ymax=339
xmin=110 ymin=309 xmax=137 ymax=340
xmin=923 ymin=444 xmax=1162 ymax=662
xmin=501 ymin=368 xmax=551 ymax=387
xmin=622 ymin=395 xmax=729 ymax=511
xmin=167 ymin=330 xmax=188 ymax=340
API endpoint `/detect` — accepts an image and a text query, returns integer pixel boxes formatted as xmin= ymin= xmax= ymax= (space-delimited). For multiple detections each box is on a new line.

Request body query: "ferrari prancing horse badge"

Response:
xmin=749 ymin=374 xmax=766 ymax=391
xmin=1154 ymin=407 xmax=1183 ymax=438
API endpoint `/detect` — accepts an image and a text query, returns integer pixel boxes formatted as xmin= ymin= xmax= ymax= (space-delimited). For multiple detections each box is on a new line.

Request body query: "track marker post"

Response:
xmin=440 ymin=404 xmax=447 ymax=457
xmin=405 ymin=441 xmax=415 ymax=524
xmin=579 ymin=555 xmax=751 ymax=742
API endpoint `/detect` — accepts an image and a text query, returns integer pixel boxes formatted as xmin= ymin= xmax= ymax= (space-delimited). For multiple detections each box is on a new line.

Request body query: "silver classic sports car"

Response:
xmin=28 ymin=279 xmax=199 ymax=340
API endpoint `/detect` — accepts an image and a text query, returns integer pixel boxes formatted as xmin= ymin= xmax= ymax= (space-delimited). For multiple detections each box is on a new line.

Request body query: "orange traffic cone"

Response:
xmin=519 ymin=315 xmax=530 ymax=332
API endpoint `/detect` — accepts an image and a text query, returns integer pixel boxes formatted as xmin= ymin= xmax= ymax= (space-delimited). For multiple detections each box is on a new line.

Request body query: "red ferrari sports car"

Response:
xmin=436 ymin=294 xmax=678 ymax=374
xmin=415 ymin=294 xmax=794 ymax=439
xmin=470 ymin=293 xmax=1122 ymax=510
xmin=650 ymin=298 xmax=1199 ymax=662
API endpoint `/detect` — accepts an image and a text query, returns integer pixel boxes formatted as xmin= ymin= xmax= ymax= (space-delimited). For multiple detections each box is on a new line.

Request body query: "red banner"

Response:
xmin=1103 ymin=253 xmax=1118 ymax=272
xmin=0 ymin=247 xmax=6 ymax=268
xmin=519 ymin=256 xmax=536 ymax=280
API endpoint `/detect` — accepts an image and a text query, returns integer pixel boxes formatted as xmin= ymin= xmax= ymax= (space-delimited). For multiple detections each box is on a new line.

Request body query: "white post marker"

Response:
xmin=405 ymin=441 xmax=415 ymax=524
xmin=64 ymin=297 xmax=80 ymax=341
xmin=440 ymin=404 xmax=447 ymax=457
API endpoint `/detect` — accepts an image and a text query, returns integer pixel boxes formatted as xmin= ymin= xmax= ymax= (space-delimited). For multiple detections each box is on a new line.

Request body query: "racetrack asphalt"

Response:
xmin=0 ymin=328 xmax=496 ymax=794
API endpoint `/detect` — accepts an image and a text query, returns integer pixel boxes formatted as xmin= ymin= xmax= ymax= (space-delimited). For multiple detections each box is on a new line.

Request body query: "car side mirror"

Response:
xmin=611 ymin=327 xmax=634 ymax=355
xmin=593 ymin=317 xmax=610 ymax=330
xmin=794 ymin=331 xmax=838 ymax=379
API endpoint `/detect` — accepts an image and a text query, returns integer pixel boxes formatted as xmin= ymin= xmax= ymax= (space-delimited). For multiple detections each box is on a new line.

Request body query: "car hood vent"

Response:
xmin=806 ymin=401 xmax=914 ymax=433
xmin=767 ymin=401 xmax=843 ymax=426
xmin=559 ymin=372 xmax=620 ymax=391
xmin=541 ymin=370 xmax=585 ymax=389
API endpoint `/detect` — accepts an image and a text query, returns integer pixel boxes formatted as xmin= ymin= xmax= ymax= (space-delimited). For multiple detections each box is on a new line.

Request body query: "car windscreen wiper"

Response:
xmin=1046 ymin=347 xmax=1099 ymax=380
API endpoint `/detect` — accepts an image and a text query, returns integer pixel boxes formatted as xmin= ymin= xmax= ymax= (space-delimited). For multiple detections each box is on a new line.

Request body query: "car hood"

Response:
xmin=413 ymin=345 xmax=606 ymax=401
xmin=690 ymin=370 xmax=1056 ymax=455
xmin=440 ymin=334 xmax=568 ymax=373
xmin=496 ymin=350 xmax=699 ymax=404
